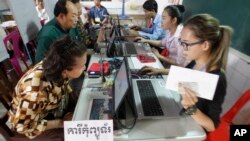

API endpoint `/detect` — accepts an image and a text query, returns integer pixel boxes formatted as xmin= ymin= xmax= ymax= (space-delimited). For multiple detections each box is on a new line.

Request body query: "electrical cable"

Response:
xmin=116 ymin=96 xmax=137 ymax=130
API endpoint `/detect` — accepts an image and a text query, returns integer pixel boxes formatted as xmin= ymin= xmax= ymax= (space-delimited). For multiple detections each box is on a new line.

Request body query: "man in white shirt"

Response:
xmin=35 ymin=0 xmax=50 ymax=24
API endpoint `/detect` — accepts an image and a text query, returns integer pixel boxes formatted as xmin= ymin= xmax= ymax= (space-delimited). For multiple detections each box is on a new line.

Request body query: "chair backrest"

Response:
xmin=3 ymin=29 xmax=23 ymax=59
xmin=205 ymin=88 xmax=250 ymax=141
xmin=3 ymin=29 xmax=30 ymax=77
xmin=0 ymin=72 xmax=32 ymax=141
xmin=0 ymin=72 xmax=15 ymax=140
xmin=222 ymin=89 xmax=250 ymax=122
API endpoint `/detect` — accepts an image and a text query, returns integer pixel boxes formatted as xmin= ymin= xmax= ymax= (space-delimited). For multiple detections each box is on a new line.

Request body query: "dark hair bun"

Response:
xmin=176 ymin=5 xmax=185 ymax=13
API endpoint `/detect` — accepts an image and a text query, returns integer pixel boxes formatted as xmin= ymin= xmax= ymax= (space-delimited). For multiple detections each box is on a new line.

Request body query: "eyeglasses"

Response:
xmin=179 ymin=38 xmax=204 ymax=51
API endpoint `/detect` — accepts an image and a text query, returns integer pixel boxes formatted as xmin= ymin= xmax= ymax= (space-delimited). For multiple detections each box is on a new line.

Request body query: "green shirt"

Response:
xmin=35 ymin=18 xmax=78 ymax=63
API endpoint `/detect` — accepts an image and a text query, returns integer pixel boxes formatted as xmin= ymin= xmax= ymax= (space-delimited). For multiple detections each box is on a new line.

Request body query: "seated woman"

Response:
xmin=8 ymin=35 xmax=87 ymax=139
xmin=129 ymin=0 xmax=165 ymax=40
xmin=141 ymin=14 xmax=233 ymax=132
xmin=136 ymin=5 xmax=187 ymax=67
xmin=89 ymin=0 xmax=109 ymax=26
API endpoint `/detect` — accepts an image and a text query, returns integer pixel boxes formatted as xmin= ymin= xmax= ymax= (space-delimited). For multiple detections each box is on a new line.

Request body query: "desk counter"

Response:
xmin=73 ymin=54 xmax=206 ymax=141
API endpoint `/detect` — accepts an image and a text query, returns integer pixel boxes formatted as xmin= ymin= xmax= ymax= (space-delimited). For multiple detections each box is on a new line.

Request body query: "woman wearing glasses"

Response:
xmin=136 ymin=5 xmax=187 ymax=67
xmin=141 ymin=14 xmax=233 ymax=132
xmin=8 ymin=35 xmax=87 ymax=139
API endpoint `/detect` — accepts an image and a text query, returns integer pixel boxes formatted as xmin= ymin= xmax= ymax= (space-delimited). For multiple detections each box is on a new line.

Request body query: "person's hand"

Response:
xmin=63 ymin=112 xmax=73 ymax=121
xmin=106 ymin=23 xmax=112 ymax=29
xmin=57 ymin=119 xmax=64 ymax=128
xmin=151 ymin=48 xmax=160 ymax=58
xmin=134 ymin=37 xmax=147 ymax=43
xmin=83 ymin=71 xmax=87 ymax=75
xmin=130 ymin=25 xmax=141 ymax=31
xmin=97 ymin=28 xmax=105 ymax=42
xmin=178 ymin=85 xmax=198 ymax=109
xmin=140 ymin=66 xmax=160 ymax=75
xmin=129 ymin=29 xmax=139 ymax=36
xmin=46 ymin=119 xmax=63 ymax=130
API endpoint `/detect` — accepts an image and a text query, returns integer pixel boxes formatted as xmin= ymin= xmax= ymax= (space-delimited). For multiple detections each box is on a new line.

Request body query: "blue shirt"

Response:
xmin=89 ymin=6 xmax=109 ymax=23
xmin=138 ymin=14 xmax=165 ymax=40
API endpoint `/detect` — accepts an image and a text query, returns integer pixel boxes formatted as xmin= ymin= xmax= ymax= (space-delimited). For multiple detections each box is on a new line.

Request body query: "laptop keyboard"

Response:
xmin=125 ymin=43 xmax=137 ymax=54
xmin=123 ymin=29 xmax=129 ymax=36
xmin=130 ymin=69 xmax=163 ymax=79
xmin=137 ymin=80 xmax=164 ymax=116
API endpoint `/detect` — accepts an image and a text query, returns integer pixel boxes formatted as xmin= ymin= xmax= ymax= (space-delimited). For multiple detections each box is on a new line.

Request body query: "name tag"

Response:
xmin=95 ymin=17 xmax=101 ymax=23
xmin=64 ymin=120 xmax=113 ymax=141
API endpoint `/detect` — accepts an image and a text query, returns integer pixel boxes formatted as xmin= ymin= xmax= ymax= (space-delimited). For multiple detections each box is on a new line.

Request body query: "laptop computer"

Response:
xmin=106 ymin=35 xmax=118 ymax=57
xmin=120 ymin=28 xmax=129 ymax=36
xmin=115 ymin=15 xmax=136 ymax=38
xmin=124 ymin=57 xmax=186 ymax=139
xmin=113 ymin=59 xmax=130 ymax=114
xmin=114 ymin=57 xmax=182 ymax=119
xmin=124 ymin=57 xmax=182 ymax=120
xmin=113 ymin=58 xmax=185 ymax=138
xmin=87 ymin=59 xmax=129 ymax=120
xmin=122 ymin=42 xmax=151 ymax=56
xmin=132 ymin=79 xmax=182 ymax=119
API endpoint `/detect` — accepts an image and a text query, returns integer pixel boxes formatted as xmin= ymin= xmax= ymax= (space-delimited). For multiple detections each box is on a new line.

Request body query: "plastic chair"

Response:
xmin=1 ymin=79 xmax=40 ymax=141
xmin=0 ymin=77 xmax=15 ymax=140
xmin=3 ymin=29 xmax=29 ymax=77
xmin=205 ymin=89 xmax=250 ymax=141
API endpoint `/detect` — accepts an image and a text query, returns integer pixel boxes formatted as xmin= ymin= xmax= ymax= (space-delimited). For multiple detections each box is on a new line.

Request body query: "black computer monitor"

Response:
xmin=116 ymin=15 xmax=122 ymax=38
xmin=113 ymin=59 xmax=129 ymax=114
xmin=106 ymin=35 xmax=117 ymax=57
xmin=113 ymin=58 xmax=137 ymax=130
xmin=106 ymin=16 xmax=122 ymax=58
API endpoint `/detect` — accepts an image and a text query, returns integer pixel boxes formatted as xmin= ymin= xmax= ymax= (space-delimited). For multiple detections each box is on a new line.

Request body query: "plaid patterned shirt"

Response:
xmin=76 ymin=18 xmax=91 ymax=46
xmin=8 ymin=62 xmax=72 ymax=139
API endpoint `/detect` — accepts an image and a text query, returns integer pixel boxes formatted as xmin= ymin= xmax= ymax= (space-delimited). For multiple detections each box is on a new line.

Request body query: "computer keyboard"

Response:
xmin=89 ymin=99 xmax=113 ymax=120
xmin=125 ymin=42 xmax=137 ymax=54
xmin=137 ymin=80 xmax=164 ymax=116
xmin=130 ymin=69 xmax=163 ymax=79
xmin=122 ymin=29 xmax=129 ymax=36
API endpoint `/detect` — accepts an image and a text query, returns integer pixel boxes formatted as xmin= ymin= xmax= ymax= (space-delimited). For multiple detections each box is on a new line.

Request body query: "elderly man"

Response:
xmin=35 ymin=0 xmax=78 ymax=63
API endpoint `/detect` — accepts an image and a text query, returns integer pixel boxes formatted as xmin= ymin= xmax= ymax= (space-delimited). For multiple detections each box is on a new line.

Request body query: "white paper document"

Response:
xmin=166 ymin=65 xmax=219 ymax=100
xmin=64 ymin=120 xmax=113 ymax=141
xmin=131 ymin=56 xmax=161 ymax=69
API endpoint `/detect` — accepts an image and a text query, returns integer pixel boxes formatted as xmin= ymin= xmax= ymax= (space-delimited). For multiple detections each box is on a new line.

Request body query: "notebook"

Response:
xmin=122 ymin=42 xmax=151 ymax=56
xmin=114 ymin=58 xmax=182 ymax=119
xmin=131 ymin=79 xmax=182 ymax=119
xmin=121 ymin=28 xmax=130 ymax=36
xmin=113 ymin=59 xmax=130 ymax=114
xmin=125 ymin=57 xmax=185 ymax=138
xmin=87 ymin=59 xmax=129 ymax=120
xmin=106 ymin=35 xmax=117 ymax=57
xmin=123 ymin=57 xmax=182 ymax=119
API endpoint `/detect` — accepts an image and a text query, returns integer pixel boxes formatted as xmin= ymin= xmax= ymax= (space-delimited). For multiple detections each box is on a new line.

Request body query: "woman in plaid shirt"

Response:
xmin=8 ymin=35 xmax=87 ymax=139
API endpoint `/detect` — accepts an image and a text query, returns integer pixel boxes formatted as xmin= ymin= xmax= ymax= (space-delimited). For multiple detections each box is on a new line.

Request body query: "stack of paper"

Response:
xmin=166 ymin=65 xmax=219 ymax=100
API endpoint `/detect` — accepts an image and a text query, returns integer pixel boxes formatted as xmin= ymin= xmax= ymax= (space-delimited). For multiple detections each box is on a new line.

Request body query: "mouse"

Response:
xmin=134 ymin=38 xmax=141 ymax=42
xmin=137 ymin=68 xmax=151 ymax=76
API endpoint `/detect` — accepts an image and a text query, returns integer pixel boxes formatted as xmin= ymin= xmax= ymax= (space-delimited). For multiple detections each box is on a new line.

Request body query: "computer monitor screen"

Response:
xmin=114 ymin=59 xmax=129 ymax=113
xmin=106 ymin=35 xmax=116 ymax=57
xmin=109 ymin=19 xmax=116 ymax=38
xmin=116 ymin=15 xmax=122 ymax=37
